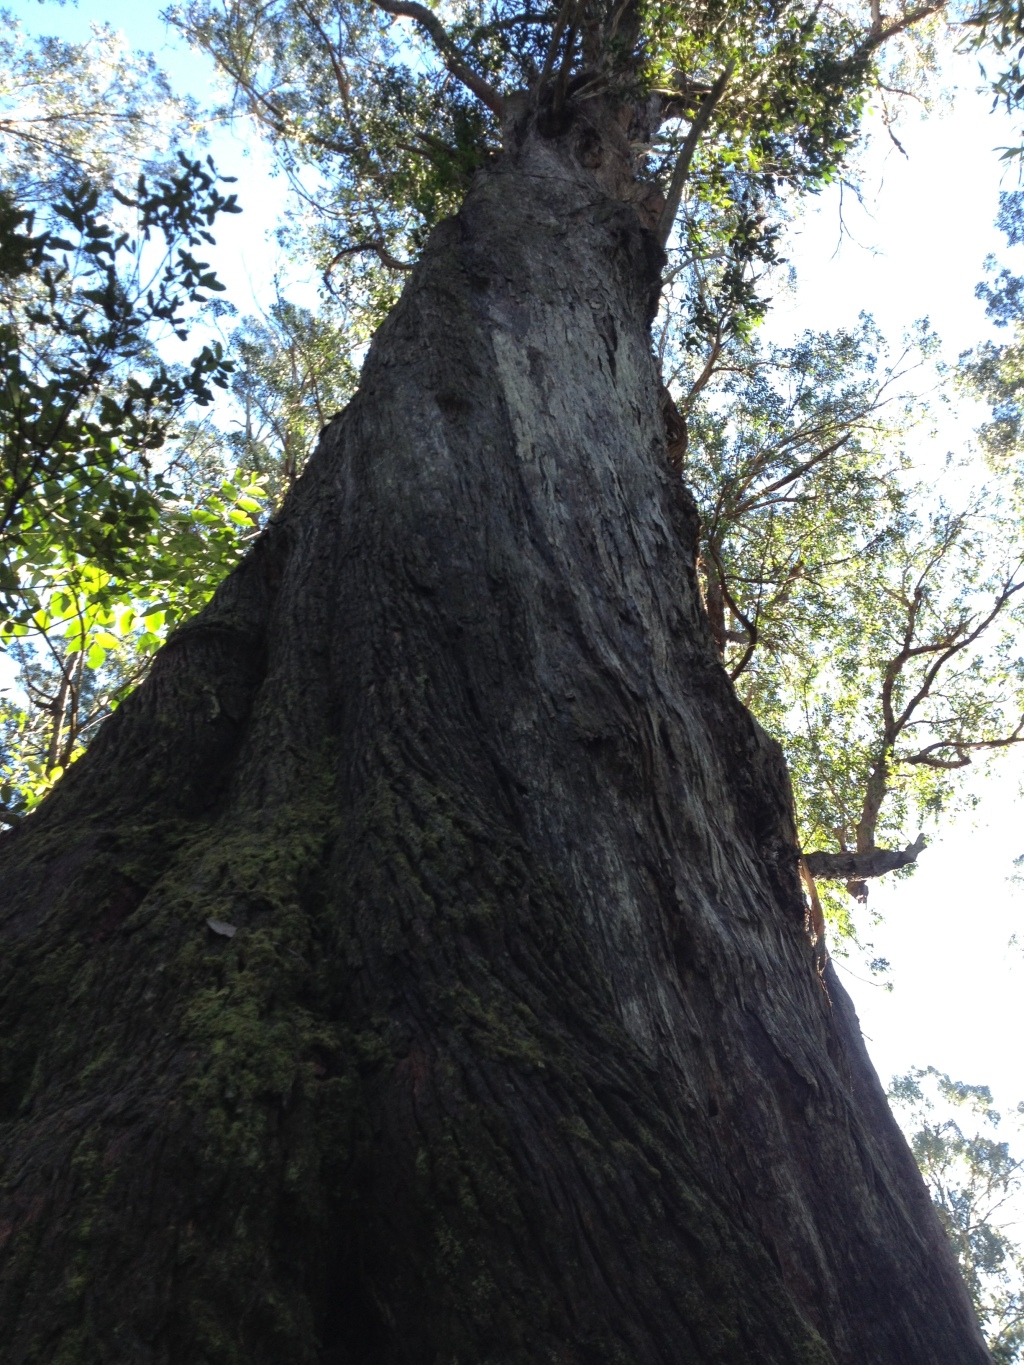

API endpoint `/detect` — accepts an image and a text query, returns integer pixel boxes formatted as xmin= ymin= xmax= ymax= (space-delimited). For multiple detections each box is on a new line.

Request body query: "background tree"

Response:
xmin=0 ymin=12 xmax=195 ymax=199
xmin=891 ymin=1067 xmax=1024 ymax=1362
xmin=0 ymin=20 xmax=266 ymax=824
xmin=225 ymin=294 xmax=360 ymax=501
xmin=668 ymin=310 xmax=1024 ymax=919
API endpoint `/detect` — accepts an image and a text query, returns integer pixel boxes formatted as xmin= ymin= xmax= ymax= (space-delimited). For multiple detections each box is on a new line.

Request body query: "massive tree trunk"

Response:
xmin=0 ymin=120 xmax=989 ymax=1364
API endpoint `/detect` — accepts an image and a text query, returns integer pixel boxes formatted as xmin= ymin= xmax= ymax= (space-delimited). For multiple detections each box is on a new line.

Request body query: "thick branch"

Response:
xmin=683 ymin=328 xmax=724 ymax=409
xmin=539 ymin=0 xmax=576 ymax=86
xmin=803 ymin=833 xmax=927 ymax=881
xmin=857 ymin=3 xmax=945 ymax=56
xmin=369 ymin=0 xmax=506 ymax=118
xmin=550 ymin=0 xmax=586 ymax=117
xmin=655 ymin=61 xmax=734 ymax=249
xmin=722 ymin=573 xmax=758 ymax=680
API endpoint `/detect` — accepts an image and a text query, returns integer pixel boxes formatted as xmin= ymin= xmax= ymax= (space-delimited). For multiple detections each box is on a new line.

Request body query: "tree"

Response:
xmin=0 ymin=20 xmax=267 ymax=825
xmin=224 ymin=294 xmax=361 ymax=502
xmin=0 ymin=12 xmax=196 ymax=201
xmin=0 ymin=163 xmax=240 ymax=609
xmin=0 ymin=1 xmax=994 ymax=1361
xmin=891 ymin=1068 xmax=1024 ymax=1362
xmin=672 ymin=313 xmax=1024 ymax=914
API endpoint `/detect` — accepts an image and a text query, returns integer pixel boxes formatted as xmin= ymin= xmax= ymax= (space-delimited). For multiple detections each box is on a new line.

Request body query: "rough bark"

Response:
xmin=0 ymin=121 xmax=989 ymax=1364
xmin=803 ymin=834 xmax=928 ymax=882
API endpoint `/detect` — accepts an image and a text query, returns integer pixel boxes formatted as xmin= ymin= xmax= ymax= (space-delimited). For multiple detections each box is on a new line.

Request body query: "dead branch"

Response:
xmin=803 ymin=832 xmax=927 ymax=881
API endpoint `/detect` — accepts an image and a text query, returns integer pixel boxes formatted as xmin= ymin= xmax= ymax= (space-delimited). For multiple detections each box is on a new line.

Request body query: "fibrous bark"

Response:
xmin=0 ymin=120 xmax=989 ymax=1364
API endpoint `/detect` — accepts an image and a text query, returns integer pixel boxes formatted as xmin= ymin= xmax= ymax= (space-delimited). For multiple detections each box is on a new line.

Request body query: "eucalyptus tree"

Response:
xmin=0 ymin=2 xmax=994 ymax=1362
xmin=225 ymin=295 xmax=361 ymax=501
xmin=672 ymin=316 xmax=1024 ymax=914
xmin=0 ymin=12 xmax=194 ymax=199
xmin=890 ymin=1068 xmax=1024 ymax=1362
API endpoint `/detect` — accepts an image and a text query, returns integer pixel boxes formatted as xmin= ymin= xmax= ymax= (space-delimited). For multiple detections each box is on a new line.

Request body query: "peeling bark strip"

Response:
xmin=0 ymin=127 xmax=988 ymax=1363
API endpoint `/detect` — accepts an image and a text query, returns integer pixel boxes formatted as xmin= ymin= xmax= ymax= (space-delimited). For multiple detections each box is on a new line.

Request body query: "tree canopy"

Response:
xmin=0 ymin=17 xmax=265 ymax=822
xmin=891 ymin=1067 xmax=1024 ymax=1362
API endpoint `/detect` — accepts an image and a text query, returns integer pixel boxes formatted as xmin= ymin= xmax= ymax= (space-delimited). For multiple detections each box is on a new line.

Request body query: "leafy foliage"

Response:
xmin=0 ymin=14 xmax=267 ymax=827
xmin=961 ymin=192 xmax=1024 ymax=467
xmin=891 ymin=1067 xmax=1024 ymax=1361
xmin=0 ymin=159 xmax=241 ymax=628
xmin=0 ymin=9 xmax=198 ymax=198
xmin=669 ymin=307 xmax=1024 ymax=921
xmin=5 ymin=0 xmax=1021 ymax=931
xmin=0 ymin=468 xmax=266 ymax=823
xmin=224 ymin=294 xmax=360 ymax=502
xmin=170 ymin=0 xmax=940 ymax=339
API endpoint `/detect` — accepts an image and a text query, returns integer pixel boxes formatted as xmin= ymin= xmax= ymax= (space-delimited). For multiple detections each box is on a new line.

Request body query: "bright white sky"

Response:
xmin=9 ymin=1 xmax=1024 ymax=1119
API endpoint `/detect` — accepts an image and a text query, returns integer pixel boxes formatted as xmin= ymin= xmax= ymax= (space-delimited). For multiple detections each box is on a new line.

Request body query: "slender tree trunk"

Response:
xmin=0 ymin=124 xmax=989 ymax=1364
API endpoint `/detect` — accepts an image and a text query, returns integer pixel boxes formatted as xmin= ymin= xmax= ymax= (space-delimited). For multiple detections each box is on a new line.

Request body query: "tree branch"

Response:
xmin=857 ymin=2 xmax=945 ymax=56
xmin=904 ymin=719 xmax=1024 ymax=768
xmin=683 ymin=327 xmax=724 ymax=409
xmin=731 ymin=434 xmax=851 ymax=518
xmin=538 ymin=0 xmax=576 ymax=85
xmin=656 ymin=61 xmax=735 ymax=249
xmin=887 ymin=568 xmax=1024 ymax=743
xmin=220 ymin=59 xmax=358 ymax=157
xmin=803 ymin=832 xmax=927 ymax=882
xmin=324 ymin=239 xmax=414 ymax=281
xmin=369 ymin=0 xmax=506 ymax=118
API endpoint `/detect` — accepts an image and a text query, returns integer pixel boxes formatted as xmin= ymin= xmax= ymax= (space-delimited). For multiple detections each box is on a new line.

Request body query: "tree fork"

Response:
xmin=0 ymin=113 xmax=988 ymax=1364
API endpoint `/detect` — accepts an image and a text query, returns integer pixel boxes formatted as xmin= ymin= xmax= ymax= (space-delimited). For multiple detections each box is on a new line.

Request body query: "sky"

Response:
xmin=7 ymin=2 xmax=1024 ymax=1122
xmin=760 ymin=79 xmax=1024 ymax=1118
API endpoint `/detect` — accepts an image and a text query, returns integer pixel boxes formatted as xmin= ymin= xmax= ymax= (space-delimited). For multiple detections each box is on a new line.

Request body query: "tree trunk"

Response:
xmin=0 ymin=124 xmax=989 ymax=1364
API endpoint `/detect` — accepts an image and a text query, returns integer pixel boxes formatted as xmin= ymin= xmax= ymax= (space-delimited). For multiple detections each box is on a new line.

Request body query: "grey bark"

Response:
xmin=0 ymin=121 xmax=989 ymax=1363
xmin=804 ymin=833 xmax=928 ymax=882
